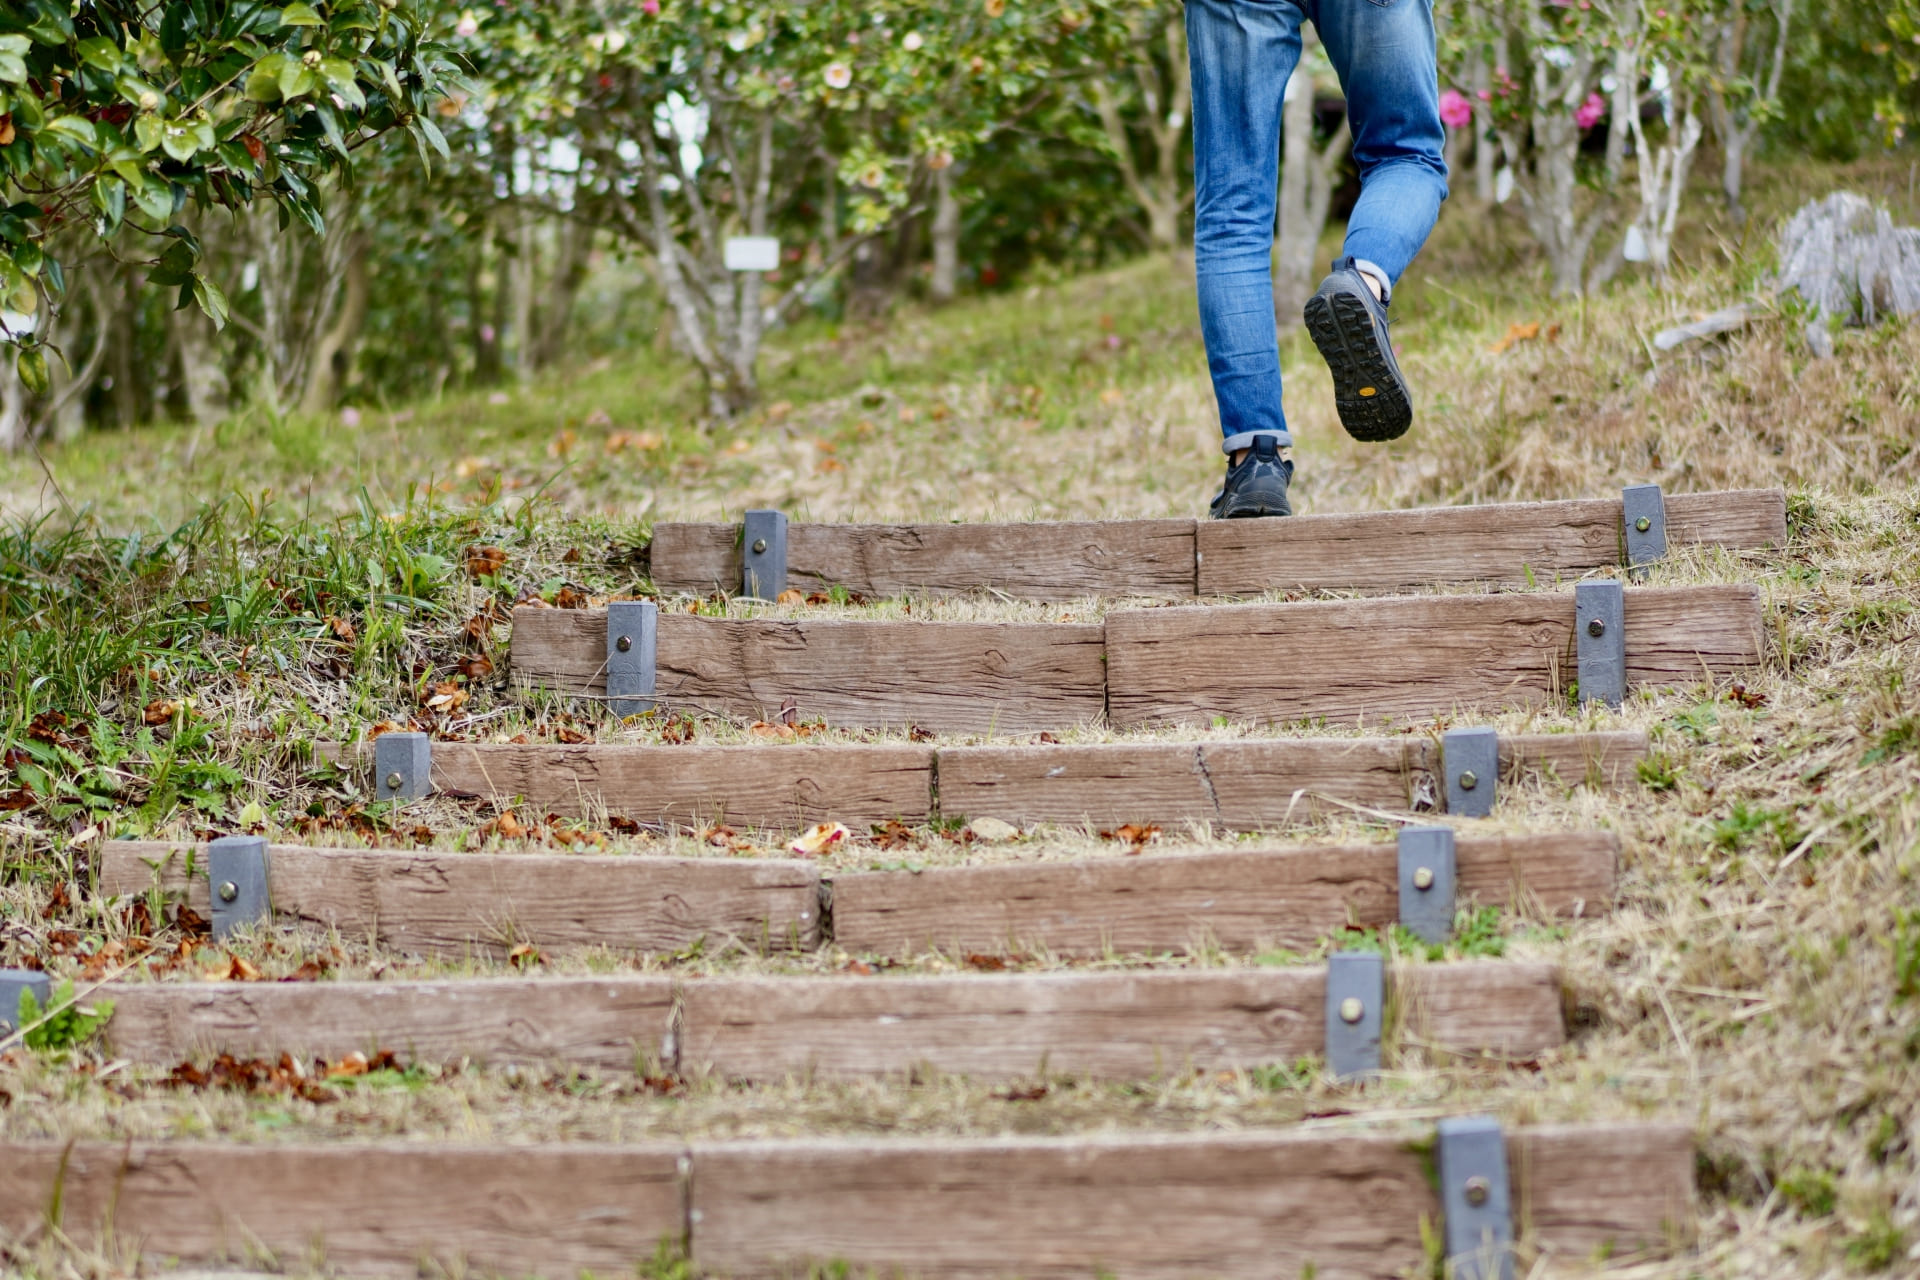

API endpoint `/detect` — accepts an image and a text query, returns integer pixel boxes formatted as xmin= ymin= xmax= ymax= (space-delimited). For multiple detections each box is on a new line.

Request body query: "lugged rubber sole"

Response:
xmin=1304 ymin=288 xmax=1413 ymax=443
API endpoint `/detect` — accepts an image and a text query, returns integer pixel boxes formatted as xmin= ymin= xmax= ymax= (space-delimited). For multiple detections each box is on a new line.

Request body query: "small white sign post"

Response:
xmin=724 ymin=236 xmax=780 ymax=272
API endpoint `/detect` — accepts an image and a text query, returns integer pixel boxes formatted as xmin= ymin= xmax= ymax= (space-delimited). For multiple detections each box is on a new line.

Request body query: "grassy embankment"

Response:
xmin=0 ymin=159 xmax=1916 ymax=1277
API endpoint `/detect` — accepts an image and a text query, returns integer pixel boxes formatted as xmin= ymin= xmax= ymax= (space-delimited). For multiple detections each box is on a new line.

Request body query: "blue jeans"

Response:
xmin=1189 ymin=0 xmax=1448 ymax=453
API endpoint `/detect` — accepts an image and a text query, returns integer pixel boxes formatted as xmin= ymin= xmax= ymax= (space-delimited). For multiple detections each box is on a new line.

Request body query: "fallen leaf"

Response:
xmin=326 ymin=1050 xmax=371 ymax=1078
xmin=964 ymin=952 xmax=1009 ymax=971
xmin=749 ymin=720 xmax=798 ymax=741
xmin=1489 ymin=321 xmax=1543 ymax=355
xmin=775 ymin=589 xmax=806 ymax=605
xmin=1100 ymin=822 xmax=1161 ymax=852
xmin=202 ymin=953 xmax=263 ymax=983
xmin=143 ymin=699 xmax=184 ymax=725
xmin=871 ymin=819 xmax=916 ymax=850
xmin=967 ymin=817 xmax=1021 ymax=843
xmin=422 ymin=680 xmax=469 ymax=713
xmin=456 ymin=654 xmax=494 ymax=679
xmin=997 ymin=1084 xmax=1049 ymax=1102
xmin=816 ymin=457 xmax=846 ymax=473
xmin=324 ymin=614 xmax=357 ymax=643
xmin=507 ymin=942 xmax=543 ymax=969
xmin=789 ymin=821 xmax=850 ymax=857
xmin=465 ymin=545 xmax=510 ymax=578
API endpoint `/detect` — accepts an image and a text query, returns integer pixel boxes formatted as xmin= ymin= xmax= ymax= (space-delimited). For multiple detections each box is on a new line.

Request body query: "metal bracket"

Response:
xmin=741 ymin=509 xmax=789 ymax=601
xmin=373 ymin=731 xmax=431 ymax=802
xmin=1442 ymin=727 xmax=1499 ymax=818
xmin=1398 ymin=826 xmax=1458 ymax=946
xmin=1622 ymin=483 xmax=1667 ymax=577
xmin=1324 ymin=950 xmax=1384 ymax=1080
xmin=606 ymin=600 xmax=659 ymax=718
xmin=1575 ymin=579 xmax=1626 ymax=709
xmin=1438 ymin=1114 xmax=1515 ymax=1280
xmin=208 ymin=835 xmax=272 ymax=941
xmin=0 ymin=969 xmax=52 ymax=1037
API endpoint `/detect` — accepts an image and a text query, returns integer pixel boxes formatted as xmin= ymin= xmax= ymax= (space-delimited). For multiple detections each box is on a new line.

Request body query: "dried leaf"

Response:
xmin=749 ymin=720 xmax=798 ymax=741
xmin=466 ymin=545 xmax=510 ymax=578
xmin=775 ymin=589 xmax=806 ymax=605
xmin=789 ymin=821 xmax=850 ymax=857
xmin=1100 ymin=822 xmax=1161 ymax=852
xmin=143 ymin=698 xmax=184 ymax=725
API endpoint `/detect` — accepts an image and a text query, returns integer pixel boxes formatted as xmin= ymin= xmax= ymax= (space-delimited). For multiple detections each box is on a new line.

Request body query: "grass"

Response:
xmin=1 ymin=156 xmax=1919 ymax=1277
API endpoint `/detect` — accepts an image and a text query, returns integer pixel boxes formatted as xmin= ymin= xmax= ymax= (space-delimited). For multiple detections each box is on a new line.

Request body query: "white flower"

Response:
xmin=902 ymin=31 xmax=924 ymax=51
xmin=454 ymin=9 xmax=480 ymax=37
xmin=587 ymin=29 xmax=627 ymax=54
xmin=824 ymin=62 xmax=852 ymax=89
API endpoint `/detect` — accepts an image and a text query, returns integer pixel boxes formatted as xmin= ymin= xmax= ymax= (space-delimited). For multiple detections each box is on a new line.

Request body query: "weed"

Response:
xmin=16 ymin=980 xmax=115 ymax=1053
xmin=1844 ymin=1208 xmax=1907 ymax=1272
xmin=1637 ymin=752 xmax=1679 ymax=791
xmin=1894 ymin=911 xmax=1920 ymax=1003
xmin=1777 ymin=1165 xmax=1838 ymax=1218
xmin=1247 ymin=1057 xmax=1319 ymax=1093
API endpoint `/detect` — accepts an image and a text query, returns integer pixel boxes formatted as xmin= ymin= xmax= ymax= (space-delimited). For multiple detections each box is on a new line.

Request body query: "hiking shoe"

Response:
xmin=1209 ymin=433 xmax=1293 ymax=519
xmin=1303 ymin=258 xmax=1413 ymax=443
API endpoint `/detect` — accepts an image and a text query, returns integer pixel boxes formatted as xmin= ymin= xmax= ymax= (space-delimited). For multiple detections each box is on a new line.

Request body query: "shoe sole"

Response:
xmin=1304 ymin=288 xmax=1412 ymax=443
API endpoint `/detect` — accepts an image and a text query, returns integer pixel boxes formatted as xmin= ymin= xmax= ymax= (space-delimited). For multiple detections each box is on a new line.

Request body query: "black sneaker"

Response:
xmin=1210 ymin=433 xmax=1293 ymax=519
xmin=1303 ymin=258 xmax=1412 ymax=443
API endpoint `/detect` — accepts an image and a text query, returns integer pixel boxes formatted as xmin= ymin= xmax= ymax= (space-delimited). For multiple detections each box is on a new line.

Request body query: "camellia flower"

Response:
xmin=1574 ymin=91 xmax=1607 ymax=129
xmin=454 ymin=8 xmax=480 ymax=36
xmin=642 ymin=0 xmax=659 ymax=13
xmin=858 ymin=162 xmax=887 ymax=189
xmin=1438 ymin=89 xmax=1472 ymax=130
xmin=824 ymin=62 xmax=853 ymax=89
xmin=902 ymin=31 xmax=924 ymax=51
xmin=928 ymin=149 xmax=955 ymax=171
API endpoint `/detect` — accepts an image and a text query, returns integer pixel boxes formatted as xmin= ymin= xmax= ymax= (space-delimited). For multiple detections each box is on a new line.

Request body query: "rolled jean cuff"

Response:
xmin=1351 ymin=258 xmax=1393 ymax=302
xmin=1221 ymin=429 xmax=1293 ymax=454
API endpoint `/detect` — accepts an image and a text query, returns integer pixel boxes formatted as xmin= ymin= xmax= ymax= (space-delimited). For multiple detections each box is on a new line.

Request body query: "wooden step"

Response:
xmin=97 ymin=831 xmax=1613 ymax=963
xmin=98 ymin=842 xmax=822 ymax=958
xmin=0 ymin=1124 xmax=1694 ymax=1277
xmin=1105 ymin=584 xmax=1762 ymax=728
xmin=832 ymin=832 xmax=1616 ymax=960
xmin=322 ymin=730 xmax=1646 ymax=829
xmin=100 ymin=962 xmax=1565 ymax=1078
xmin=512 ymin=585 xmax=1759 ymax=731
xmin=649 ymin=487 xmax=1785 ymax=600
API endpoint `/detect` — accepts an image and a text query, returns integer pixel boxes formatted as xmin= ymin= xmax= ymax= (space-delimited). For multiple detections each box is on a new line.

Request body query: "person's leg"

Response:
xmin=1188 ymin=0 xmax=1308 ymax=462
xmin=1311 ymin=0 xmax=1449 ymax=296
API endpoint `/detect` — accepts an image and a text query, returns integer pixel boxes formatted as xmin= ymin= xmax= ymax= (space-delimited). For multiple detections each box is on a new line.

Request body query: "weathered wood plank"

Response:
xmin=98 ymin=842 xmax=821 ymax=957
xmin=1197 ymin=488 xmax=1786 ymax=594
xmin=689 ymin=1123 xmax=1692 ymax=1279
xmin=831 ymin=833 xmax=1616 ymax=960
xmin=104 ymin=976 xmax=678 ymax=1070
xmin=0 ymin=1142 xmax=685 ymax=1278
xmin=426 ymin=741 xmax=933 ymax=828
xmin=511 ymin=606 xmax=1107 ymax=732
xmin=1106 ymin=586 xmax=1763 ymax=728
xmin=98 ymin=963 xmax=1560 ymax=1077
xmin=652 ymin=519 xmax=1199 ymax=600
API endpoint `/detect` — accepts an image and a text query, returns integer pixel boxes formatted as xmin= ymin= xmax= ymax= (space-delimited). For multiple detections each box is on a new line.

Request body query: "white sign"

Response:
xmin=724 ymin=236 xmax=780 ymax=272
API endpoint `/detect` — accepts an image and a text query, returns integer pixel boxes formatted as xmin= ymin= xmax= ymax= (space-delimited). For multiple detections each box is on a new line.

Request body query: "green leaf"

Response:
xmin=0 ymin=52 xmax=26 ymax=86
xmin=280 ymin=3 xmax=326 ymax=27
xmin=246 ymin=52 xmax=290 ymax=103
xmin=15 ymin=347 xmax=49 ymax=396
xmin=77 ymin=36 xmax=126 ymax=74
xmin=134 ymin=114 xmax=165 ymax=154
xmin=192 ymin=274 xmax=230 ymax=331
xmin=318 ymin=58 xmax=366 ymax=109
xmin=146 ymin=238 xmax=197 ymax=288
xmin=42 ymin=116 xmax=101 ymax=151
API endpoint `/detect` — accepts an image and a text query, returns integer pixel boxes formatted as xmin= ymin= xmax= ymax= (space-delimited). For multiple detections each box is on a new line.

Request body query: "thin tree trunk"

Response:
xmin=1472 ymin=48 xmax=1497 ymax=204
xmin=510 ymin=217 xmax=536 ymax=383
xmin=299 ymin=231 xmax=369 ymax=415
xmin=532 ymin=217 xmax=592 ymax=369
xmin=170 ymin=306 xmax=230 ymax=426
xmin=1275 ymin=58 xmax=1349 ymax=330
xmin=931 ymin=165 xmax=960 ymax=304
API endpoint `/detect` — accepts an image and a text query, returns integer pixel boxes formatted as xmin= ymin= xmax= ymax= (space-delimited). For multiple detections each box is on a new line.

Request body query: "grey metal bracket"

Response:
xmin=606 ymin=600 xmax=658 ymax=718
xmin=1442 ymin=727 xmax=1499 ymax=818
xmin=1437 ymin=1114 xmax=1515 ymax=1280
xmin=1398 ymin=826 xmax=1458 ymax=946
xmin=208 ymin=835 xmax=272 ymax=941
xmin=741 ymin=509 xmax=789 ymax=601
xmin=1324 ymin=950 xmax=1384 ymax=1080
xmin=0 ymin=969 xmax=52 ymax=1037
xmin=373 ymin=731 xmax=431 ymax=802
xmin=1575 ymin=579 xmax=1627 ymax=709
xmin=1622 ymin=483 xmax=1667 ymax=577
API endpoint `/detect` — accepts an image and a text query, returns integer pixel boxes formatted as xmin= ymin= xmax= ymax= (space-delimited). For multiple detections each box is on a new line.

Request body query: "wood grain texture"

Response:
xmin=689 ymin=1123 xmax=1691 ymax=1279
xmin=652 ymin=519 xmax=1199 ymax=600
xmin=511 ymin=606 xmax=1107 ymax=732
xmin=98 ymin=842 xmax=820 ymax=957
xmin=426 ymin=741 xmax=932 ymax=828
xmin=831 ymin=833 xmax=1617 ymax=959
xmin=0 ymin=1142 xmax=685 ymax=1278
xmin=680 ymin=961 xmax=1559 ymax=1079
xmin=104 ymin=976 xmax=678 ymax=1069
xmin=1106 ymin=586 xmax=1764 ymax=728
xmin=1196 ymin=488 xmax=1787 ymax=594
xmin=95 ymin=963 xmax=1558 ymax=1077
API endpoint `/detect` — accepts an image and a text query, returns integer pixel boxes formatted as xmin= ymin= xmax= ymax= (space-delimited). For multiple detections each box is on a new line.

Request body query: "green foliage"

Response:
xmin=1894 ymin=910 xmax=1920 ymax=1003
xmin=1844 ymin=1208 xmax=1908 ymax=1271
xmin=1247 ymin=1057 xmax=1319 ymax=1092
xmin=0 ymin=0 xmax=457 ymax=366
xmin=17 ymin=979 xmax=114 ymax=1052
xmin=1777 ymin=1164 xmax=1839 ymax=1217
xmin=1637 ymin=751 xmax=1680 ymax=791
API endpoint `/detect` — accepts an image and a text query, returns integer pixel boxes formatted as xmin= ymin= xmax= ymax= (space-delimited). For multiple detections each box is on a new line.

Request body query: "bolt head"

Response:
xmin=1587 ymin=618 xmax=1606 ymax=638
xmin=1338 ymin=996 xmax=1364 ymax=1024
xmin=616 ymin=634 xmax=633 ymax=653
xmin=1464 ymin=1175 xmax=1491 ymax=1207
xmin=1413 ymin=866 xmax=1435 ymax=891
xmin=385 ymin=771 xmax=404 ymax=791
xmin=1457 ymin=769 xmax=1478 ymax=791
xmin=751 ymin=538 xmax=768 ymax=554
xmin=1635 ymin=516 xmax=1652 ymax=533
xmin=218 ymin=880 xmax=239 ymax=903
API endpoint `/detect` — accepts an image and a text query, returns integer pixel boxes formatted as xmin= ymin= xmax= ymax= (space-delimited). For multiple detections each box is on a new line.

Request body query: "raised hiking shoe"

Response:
xmin=1209 ymin=433 xmax=1293 ymax=519
xmin=1303 ymin=258 xmax=1413 ymax=443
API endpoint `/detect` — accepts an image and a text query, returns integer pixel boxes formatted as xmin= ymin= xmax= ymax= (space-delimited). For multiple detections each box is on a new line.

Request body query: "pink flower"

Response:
xmin=642 ymin=0 xmax=659 ymax=12
xmin=1574 ymin=92 xmax=1607 ymax=130
xmin=1439 ymin=89 xmax=1473 ymax=130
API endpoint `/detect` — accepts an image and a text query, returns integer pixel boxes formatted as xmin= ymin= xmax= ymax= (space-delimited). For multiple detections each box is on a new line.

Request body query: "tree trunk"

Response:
xmin=510 ymin=217 xmax=536 ymax=383
xmin=1090 ymin=17 xmax=1191 ymax=253
xmin=1275 ymin=59 xmax=1349 ymax=330
xmin=170 ymin=306 xmax=230 ymax=426
xmin=0 ymin=357 xmax=28 ymax=452
xmin=931 ymin=165 xmax=961 ymax=304
xmin=1472 ymin=49 xmax=1497 ymax=204
xmin=532 ymin=217 xmax=592 ymax=369
xmin=298 ymin=232 xmax=370 ymax=415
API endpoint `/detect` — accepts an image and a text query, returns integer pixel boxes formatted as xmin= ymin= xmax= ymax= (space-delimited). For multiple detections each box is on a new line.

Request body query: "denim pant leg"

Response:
xmin=1188 ymin=0 xmax=1308 ymax=454
xmin=1310 ymin=0 xmax=1449 ymax=288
